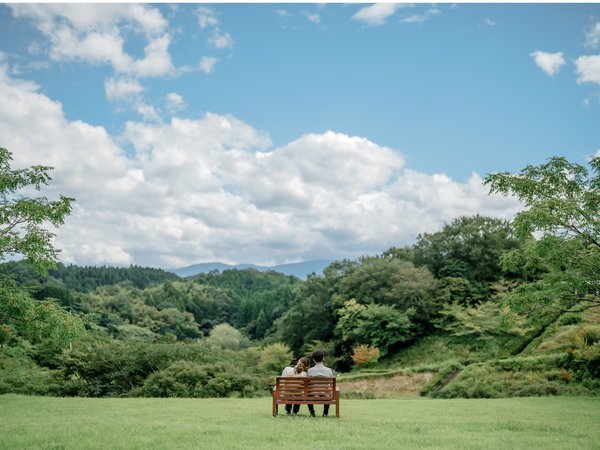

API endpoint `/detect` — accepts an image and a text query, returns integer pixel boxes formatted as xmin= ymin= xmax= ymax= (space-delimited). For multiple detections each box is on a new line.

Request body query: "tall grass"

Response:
xmin=1 ymin=395 xmax=599 ymax=449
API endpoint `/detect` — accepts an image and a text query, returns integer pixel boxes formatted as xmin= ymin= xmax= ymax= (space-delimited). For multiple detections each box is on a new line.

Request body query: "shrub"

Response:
xmin=351 ymin=345 xmax=381 ymax=368
xmin=208 ymin=324 xmax=242 ymax=350
xmin=141 ymin=360 xmax=206 ymax=397
xmin=557 ymin=313 xmax=583 ymax=326
xmin=259 ymin=343 xmax=293 ymax=373
xmin=141 ymin=361 xmax=267 ymax=398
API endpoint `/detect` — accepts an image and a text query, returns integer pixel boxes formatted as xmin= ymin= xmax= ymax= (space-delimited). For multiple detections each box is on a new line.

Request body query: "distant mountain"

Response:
xmin=169 ymin=260 xmax=334 ymax=279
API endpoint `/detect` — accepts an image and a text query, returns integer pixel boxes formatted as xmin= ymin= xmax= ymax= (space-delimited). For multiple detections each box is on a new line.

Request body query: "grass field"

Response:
xmin=1 ymin=395 xmax=599 ymax=449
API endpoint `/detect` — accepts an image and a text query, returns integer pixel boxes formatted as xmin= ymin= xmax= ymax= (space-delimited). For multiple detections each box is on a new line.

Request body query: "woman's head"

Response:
xmin=294 ymin=356 xmax=310 ymax=374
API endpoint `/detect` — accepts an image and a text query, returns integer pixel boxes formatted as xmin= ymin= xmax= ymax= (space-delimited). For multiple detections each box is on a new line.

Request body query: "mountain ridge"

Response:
xmin=168 ymin=259 xmax=334 ymax=279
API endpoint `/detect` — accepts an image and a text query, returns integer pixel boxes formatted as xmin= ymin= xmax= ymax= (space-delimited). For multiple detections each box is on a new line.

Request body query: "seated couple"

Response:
xmin=281 ymin=349 xmax=334 ymax=417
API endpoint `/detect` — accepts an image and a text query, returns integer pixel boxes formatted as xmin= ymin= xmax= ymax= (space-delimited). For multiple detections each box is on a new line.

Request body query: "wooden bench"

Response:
xmin=272 ymin=377 xmax=340 ymax=418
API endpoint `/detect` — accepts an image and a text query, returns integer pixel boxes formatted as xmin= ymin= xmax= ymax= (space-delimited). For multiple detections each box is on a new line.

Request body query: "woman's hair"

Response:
xmin=294 ymin=356 xmax=310 ymax=374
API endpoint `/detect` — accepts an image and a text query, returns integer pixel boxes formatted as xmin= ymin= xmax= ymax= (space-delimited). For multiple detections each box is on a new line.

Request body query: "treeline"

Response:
xmin=0 ymin=262 xmax=179 ymax=292
xmin=0 ymin=262 xmax=300 ymax=342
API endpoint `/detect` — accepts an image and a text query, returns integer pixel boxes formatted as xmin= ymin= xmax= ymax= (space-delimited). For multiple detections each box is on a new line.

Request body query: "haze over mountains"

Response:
xmin=169 ymin=260 xmax=334 ymax=280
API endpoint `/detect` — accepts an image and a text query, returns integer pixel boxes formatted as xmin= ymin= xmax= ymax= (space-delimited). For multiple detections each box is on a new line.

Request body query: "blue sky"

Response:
xmin=0 ymin=3 xmax=599 ymax=268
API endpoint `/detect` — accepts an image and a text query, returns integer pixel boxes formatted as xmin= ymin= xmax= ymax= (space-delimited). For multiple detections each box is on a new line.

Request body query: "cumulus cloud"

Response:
xmin=196 ymin=6 xmax=234 ymax=51
xmin=9 ymin=4 xmax=175 ymax=78
xmin=400 ymin=8 xmax=441 ymax=25
xmin=209 ymin=31 xmax=234 ymax=50
xmin=575 ymin=55 xmax=600 ymax=85
xmin=585 ymin=23 xmax=600 ymax=49
xmin=165 ymin=92 xmax=186 ymax=113
xmin=103 ymin=76 xmax=160 ymax=121
xmin=0 ymin=67 xmax=521 ymax=267
xmin=275 ymin=9 xmax=291 ymax=18
xmin=352 ymin=4 xmax=406 ymax=27
xmin=197 ymin=7 xmax=219 ymax=29
xmin=530 ymin=51 xmax=565 ymax=76
xmin=104 ymin=77 xmax=144 ymax=102
xmin=135 ymin=102 xmax=161 ymax=122
xmin=199 ymin=56 xmax=218 ymax=74
xmin=304 ymin=12 xmax=321 ymax=24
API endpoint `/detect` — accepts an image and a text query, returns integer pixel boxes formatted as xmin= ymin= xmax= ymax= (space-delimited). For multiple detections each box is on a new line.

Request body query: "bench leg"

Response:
xmin=272 ymin=393 xmax=278 ymax=417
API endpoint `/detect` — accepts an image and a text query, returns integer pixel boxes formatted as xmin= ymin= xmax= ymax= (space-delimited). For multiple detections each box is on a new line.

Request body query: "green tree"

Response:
xmin=484 ymin=156 xmax=600 ymax=316
xmin=411 ymin=215 xmax=519 ymax=286
xmin=276 ymin=270 xmax=341 ymax=352
xmin=0 ymin=148 xmax=82 ymax=347
xmin=208 ymin=323 xmax=242 ymax=350
xmin=335 ymin=299 xmax=415 ymax=356
xmin=258 ymin=342 xmax=293 ymax=373
xmin=336 ymin=257 xmax=440 ymax=329
xmin=0 ymin=148 xmax=73 ymax=271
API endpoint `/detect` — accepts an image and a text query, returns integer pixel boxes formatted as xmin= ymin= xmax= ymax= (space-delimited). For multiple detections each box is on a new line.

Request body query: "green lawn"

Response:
xmin=1 ymin=395 xmax=599 ymax=449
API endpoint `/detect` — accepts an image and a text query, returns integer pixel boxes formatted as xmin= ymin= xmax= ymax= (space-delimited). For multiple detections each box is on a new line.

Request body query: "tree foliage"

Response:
xmin=335 ymin=299 xmax=415 ymax=356
xmin=336 ymin=257 xmax=440 ymax=328
xmin=351 ymin=344 xmax=380 ymax=368
xmin=208 ymin=323 xmax=243 ymax=350
xmin=485 ymin=156 xmax=600 ymax=246
xmin=259 ymin=342 xmax=293 ymax=372
xmin=0 ymin=148 xmax=82 ymax=347
xmin=485 ymin=156 xmax=600 ymax=315
xmin=0 ymin=148 xmax=73 ymax=272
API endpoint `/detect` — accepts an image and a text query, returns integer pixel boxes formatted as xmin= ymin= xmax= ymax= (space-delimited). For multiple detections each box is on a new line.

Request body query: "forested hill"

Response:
xmin=0 ymin=261 xmax=179 ymax=292
xmin=170 ymin=260 xmax=333 ymax=279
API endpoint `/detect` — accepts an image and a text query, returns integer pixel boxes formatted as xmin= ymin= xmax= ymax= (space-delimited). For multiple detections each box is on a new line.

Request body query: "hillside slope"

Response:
xmin=340 ymin=303 xmax=600 ymax=399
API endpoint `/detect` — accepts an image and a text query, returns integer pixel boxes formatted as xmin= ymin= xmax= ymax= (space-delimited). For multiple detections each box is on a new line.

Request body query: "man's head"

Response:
xmin=312 ymin=349 xmax=324 ymax=363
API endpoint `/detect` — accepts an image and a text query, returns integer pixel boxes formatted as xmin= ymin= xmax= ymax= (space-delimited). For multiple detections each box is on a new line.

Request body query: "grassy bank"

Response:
xmin=2 ymin=395 xmax=599 ymax=449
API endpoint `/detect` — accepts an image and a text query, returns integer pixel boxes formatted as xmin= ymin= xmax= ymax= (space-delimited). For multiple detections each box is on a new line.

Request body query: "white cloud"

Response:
xmin=304 ymin=12 xmax=321 ymax=24
xmin=166 ymin=92 xmax=186 ymax=113
xmin=401 ymin=15 xmax=427 ymax=24
xmin=135 ymin=102 xmax=161 ymax=122
xmin=400 ymin=7 xmax=441 ymax=25
xmin=530 ymin=51 xmax=565 ymax=76
xmin=196 ymin=6 xmax=234 ymax=51
xmin=199 ymin=56 xmax=218 ymax=74
xmin=104 ymin=77 xmax=144 ymax=102
xmin=276 ymin=9 xmax=291 ymax=18
xmin=210 ymin=31 xmax=234 ymax=49
xmin=0 ymin=67 xmax=522 ymax=267
xmin=585 ymin=23 xmax=600 ymax=49
xmin=575 ymin=55 xmax=600 ymax=85
xmin=484 ymin=18 xmax=496 ymax=27
xmin=352 ymin=4 xmax=405 ymax=27
xmin=197 ymin=7 xmax=218 ymax=29
xmin=103 ymin=77 xmax=160 ymax=121
xmin=9 ymin=4 xmax=175 ymax=78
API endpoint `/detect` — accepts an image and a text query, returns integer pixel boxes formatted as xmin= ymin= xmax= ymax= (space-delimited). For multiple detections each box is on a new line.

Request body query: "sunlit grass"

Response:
xmin=2 ymin=395 xmax=599 ymax=449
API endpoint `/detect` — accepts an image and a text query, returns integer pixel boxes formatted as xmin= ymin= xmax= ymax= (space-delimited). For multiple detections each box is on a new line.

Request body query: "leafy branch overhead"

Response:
xmin=484 ymin=156 xmax=600 ymax=315
xmin=0 ymin=147 xmax=81 ymax=347
xmin=0 ymin=148 xmax=74 ymax=272
xmin=484 ymin=156 xmax=600 ymax=247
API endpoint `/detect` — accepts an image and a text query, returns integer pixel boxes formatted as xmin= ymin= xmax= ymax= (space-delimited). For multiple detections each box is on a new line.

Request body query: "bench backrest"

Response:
xmin=274 ymin=377 xmax=336 ymax=401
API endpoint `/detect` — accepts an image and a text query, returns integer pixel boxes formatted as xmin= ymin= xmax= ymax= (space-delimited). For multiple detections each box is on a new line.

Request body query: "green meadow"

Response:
xmin=2 ymin=395 xmax=599 ymax=449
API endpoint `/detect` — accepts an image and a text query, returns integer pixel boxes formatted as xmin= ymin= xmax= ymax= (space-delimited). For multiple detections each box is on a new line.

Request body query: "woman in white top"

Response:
xmin=281 ymin=356 xmax=310 ymax=415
